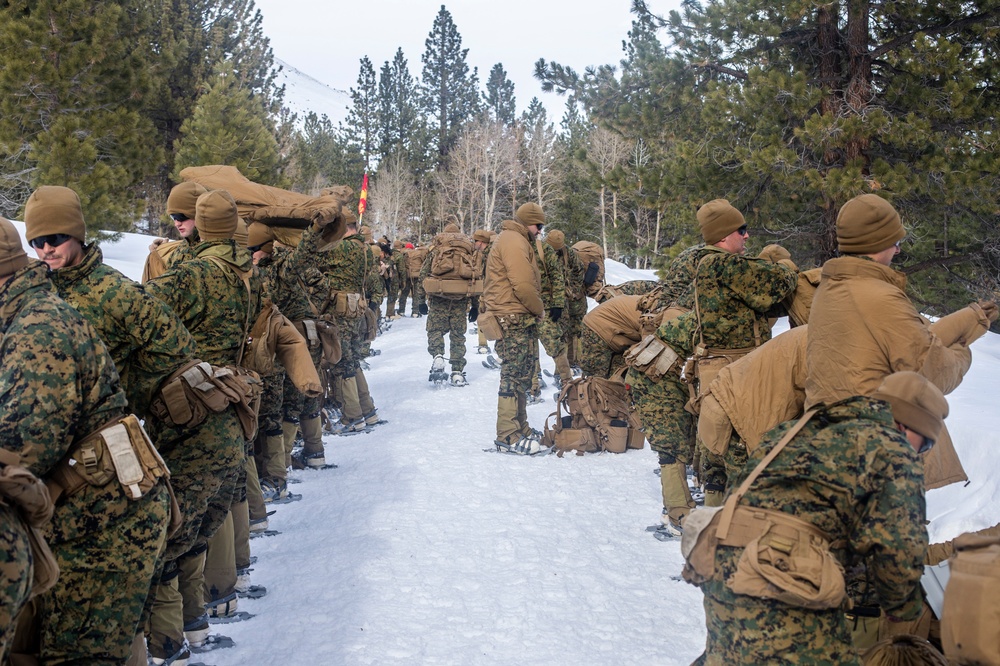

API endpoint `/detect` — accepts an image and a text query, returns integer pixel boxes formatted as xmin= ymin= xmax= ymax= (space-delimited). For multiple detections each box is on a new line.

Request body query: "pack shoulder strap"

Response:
xmin=715 ymin=408 xmax=818 ymax=541
xmin=205 ymin=255 xmax=253 ymax=366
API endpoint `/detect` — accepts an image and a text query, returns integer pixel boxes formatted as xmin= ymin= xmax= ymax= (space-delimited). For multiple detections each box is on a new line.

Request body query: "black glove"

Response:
xmin=468 ymin=303 xmax=479 ymax=323
xmin=549 ymin=307 xmax=562 ymax=322
xmin=419 ymin=303 xmax=428 ymax=315
xmin=583 ymin=262 xmax=599 ymax=287
xmin=368 ymin=300 xmax=379 ymax=314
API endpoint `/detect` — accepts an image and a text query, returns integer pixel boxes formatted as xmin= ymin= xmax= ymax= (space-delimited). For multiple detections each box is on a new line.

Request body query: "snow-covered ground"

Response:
xmin=9 ymin=224 xmax=999 ymax=664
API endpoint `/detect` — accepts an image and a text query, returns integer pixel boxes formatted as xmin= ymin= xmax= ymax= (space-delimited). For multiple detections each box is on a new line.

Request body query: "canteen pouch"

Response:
xmin=605 ymin=419 xmax=629 ymax=453
xmin=334 ymin=292 xmax=364 ymax=318
xmin=315 ymin=319 xmax=342 ymax=365
xmin=476 ymin=312 xmax=504 ymax=341
xmin=623 ymin=335 xmax=681 ymax=381
xmin=362 ymin=306 xmax=378 ymax=343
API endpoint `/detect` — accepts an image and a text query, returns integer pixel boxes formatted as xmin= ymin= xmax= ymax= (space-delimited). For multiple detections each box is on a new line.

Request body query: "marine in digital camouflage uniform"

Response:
xmin=1 ymin=221 xmax=170 ymax=664
xmin=419 ymin=223 xmax=473 ymax=380
xmin=144 ymin=190 xmax=261 ymax=661
xmin=694 ymin=375 xmax=939 ymax=665
xmin=537 ymin=231 xmax=570 ymax=385
xmin=630 ymin=200 xmax=796 ymax=533
xmin=392 ymin=241 xmax=410 ymax=316
xmin=482 ymin=204 xmax=545 ymax=453
xmin=287 ymin=214 xmax=380 ymax=432
xmin=557 ymin=236 xmax=587 ymax=371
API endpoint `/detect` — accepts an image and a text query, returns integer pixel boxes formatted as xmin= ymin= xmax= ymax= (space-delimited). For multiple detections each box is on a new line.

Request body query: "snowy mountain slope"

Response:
xmin=9 ymin=223 xmax=999 ymax=663
xmin=276 ymin=58 xmax=352 ymax=126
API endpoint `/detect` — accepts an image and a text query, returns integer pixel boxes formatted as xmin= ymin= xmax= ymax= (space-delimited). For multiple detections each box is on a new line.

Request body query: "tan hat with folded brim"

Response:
xmin=24 ymin=185 xmax=86 ymax=242
xmin=515 ymin=203 xmax=545 ymax=228
xmin=698 ymin=199 xmax=744 ymax=244
xmin=195 ymin=190 xmax=239 ymax=241
xmin=873 ymin=371 xmax=949 ymax=442
xmin=836 ymin=194 xmax=905 ymax=254
xmin=546 ymin=229 xmax=565 ymax=250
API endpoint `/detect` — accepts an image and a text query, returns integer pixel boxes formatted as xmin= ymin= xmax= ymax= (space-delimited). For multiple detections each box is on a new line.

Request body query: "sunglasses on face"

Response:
xmin=918 ymin=435 xmax=935 ymax=455
xmin=29 ymin=233 xmax=73 ymax=250
xmin=170 ymin=213 xmax=190 ymax=223
xmin=737 ymin=225 xmax=749 ymax=236
xmin=248 ymin=244 xmax=263 ymax=253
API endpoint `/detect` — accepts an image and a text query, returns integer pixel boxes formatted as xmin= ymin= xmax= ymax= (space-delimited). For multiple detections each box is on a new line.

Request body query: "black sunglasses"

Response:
xmin=169 ymin=213 xmax=190 ymax=222
xmin=737 ymin=224 xmax=749 ymax=236
xmin=248 ymin=244 xmax=263 ymax=253
xmin=29 ymin=233 xmax=74 ymax=250
xmin=918 ymin=436 xmax=935 ymax=455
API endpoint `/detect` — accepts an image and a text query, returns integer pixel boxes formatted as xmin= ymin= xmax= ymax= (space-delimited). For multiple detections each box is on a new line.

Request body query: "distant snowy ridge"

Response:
xmin=276 ymin=57 xmax=351 ymax=126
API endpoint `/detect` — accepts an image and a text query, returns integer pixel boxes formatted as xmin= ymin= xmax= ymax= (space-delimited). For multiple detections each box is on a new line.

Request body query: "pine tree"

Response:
xmin=173 ymin=62 xmax=282 ymax=184
xmin=0 ymin=0 xmax=161 ymax=231
xmin=290 ymin=112 xmax=365 ymax=194
xmin=419 ymin=5 xmax=481 ymax=165
xmin=485 ymin=63 xmax=516 ymax=126
xmin=343 ymin=56 xmax=379 ymax=172
xmin=377 ymin=48 xmax=420 ymax=165
xmin=520 ymin=98 xmax=560 ymax=209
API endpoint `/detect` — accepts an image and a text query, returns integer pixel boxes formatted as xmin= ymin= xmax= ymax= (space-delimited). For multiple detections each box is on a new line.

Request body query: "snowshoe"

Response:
xmin=236 ymin=584 xmax=267 ymax=600
xmin=525 ymin=392 xmax=545 ymax=405
xmin=450 ymin=371 xmax=468 ymax=387
xmin=270 ymin=492 xmax=303 ymax=504
xmin=209 ymin=610 xmax=255 ymax=624
xmin=189 ymin=634 xmax=235 ymax=654
xmin=476 ymin=345 xmax=490 ymax=355
xmin=494 ymin=435 xmax=550 ymax=456
xmin=368 ymin=347 xmax=382 ymax=356
xmin=359 ymin=359 xmax=371 ymax=371
xmin=429 ymin=354 xmax=449 ymax=384
xmin=537 ymin=373 xmax=547 ymax=390
xmin=249 ymin=529 xmax=281 ymax=539
xmin=468 ymin=324 xmax=478 ymax=334
xmin=485 ymin=354 xmax=502 ymax=369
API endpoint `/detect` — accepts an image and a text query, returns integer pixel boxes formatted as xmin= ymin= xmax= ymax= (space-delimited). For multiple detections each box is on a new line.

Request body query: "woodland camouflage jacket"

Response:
xmin=146 ymin=240 xmax=259 ymax=367
xmin=50 ymin=243 xmax=195 ymax=417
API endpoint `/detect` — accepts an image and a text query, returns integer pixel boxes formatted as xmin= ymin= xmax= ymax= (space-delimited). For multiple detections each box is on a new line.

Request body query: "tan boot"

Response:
xmin=244 ymin=456 xmax=265 ymax=521
xmin=354 ymin=368 xmax=378 ymax=422
xmin=203 ymin=514 xmax=236 ymax=618
xmin=333 ymin=374 xmax=364 ymax=432
xmin=263 ymin=428 xmax=286 ymax=481
xmin=495 ymin=394 xmax=520 ymax=444
xmin=554 ymin=353 xmax=573 ymax=385
xmin=299 ymin=415 xmax=326 ymax=467
xmin=281 ymin=420 xmax=299 ymax=469
xmin=661 ymin=462 xmax=696 ymax=529
xmin=147 ymin=575 xmax=185 ymax=662
xmin=177 ymin=548 xmax=208 ymax=635
xmin=515 ymin=391 xmax=539 ymax=438
xmin=232 ymin=500 xmax=251 ymax=570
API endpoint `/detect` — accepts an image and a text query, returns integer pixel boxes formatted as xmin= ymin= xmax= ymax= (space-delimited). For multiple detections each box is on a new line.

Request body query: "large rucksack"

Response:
xmin=541 ymin=377 xmax=645 ymax=455
xmin=572 ymin=241 xmax=605 ymax=298
xmin=407 ymin=246 xmax=430 ymax=279
xmin=422 ymin=233 xmax=484 ymax=300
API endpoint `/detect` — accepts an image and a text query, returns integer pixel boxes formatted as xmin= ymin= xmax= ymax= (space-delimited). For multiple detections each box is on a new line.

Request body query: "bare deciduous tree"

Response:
xmin=587 ymin=126 xmax=631 ymax=258
xmin=369 ymin=153 xmax=418 ymax=241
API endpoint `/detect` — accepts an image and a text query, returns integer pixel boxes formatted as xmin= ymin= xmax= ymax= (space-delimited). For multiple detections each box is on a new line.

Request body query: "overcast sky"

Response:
xmin=254 ymin=0 xmax=682 ymax=119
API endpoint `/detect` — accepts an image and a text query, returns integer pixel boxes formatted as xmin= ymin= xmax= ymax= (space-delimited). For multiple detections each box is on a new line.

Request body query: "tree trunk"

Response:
xmin=600 ymin=185 xmax=608 ymax=259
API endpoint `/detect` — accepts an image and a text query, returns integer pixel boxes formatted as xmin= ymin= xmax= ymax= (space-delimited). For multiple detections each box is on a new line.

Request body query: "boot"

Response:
xmin=244 ymin=456 xmax=265 ymax=523
xmin=232 ymin=500 xmax=251 ymax=570
xmin=299 ymin=414 xmax=326 ymax=467
xmin=147 ymin=574 xmax=187 ymax=665
xmin=354 ymin=368 xmax=377 ymax=418
xmin=660 ymin=462 xmax=696 ymax=532
xmin=281 ymin=419 xmax=299 ymax=469
xmin=263 ymin=428 xmax=286 ymax=482
xmin=203 ymin=513 xmax=237 ymax=618
xmin=554 ymin=353 xmax=573 ymax=385
xmin=176 ymin=547 xmax=208 ymax=639
xmin=331 ymin=374 xmax=365 ymax=432
xmin=515 ymin=392 xmax=541 ymax=439
xmin=495 ymin=393 xmax=520 ymax=444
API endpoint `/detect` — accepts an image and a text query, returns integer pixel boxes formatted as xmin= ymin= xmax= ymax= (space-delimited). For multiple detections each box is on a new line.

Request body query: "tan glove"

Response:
xmin=976 ymin=299 xmax=998 ymax=323
xmin=148 ymin=237 xmax=167 ymax=252
xmin=758 ymin=244 xmax=791 ymax=264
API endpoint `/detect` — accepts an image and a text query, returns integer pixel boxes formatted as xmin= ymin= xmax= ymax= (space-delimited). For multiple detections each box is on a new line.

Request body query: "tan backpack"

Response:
xmin=407 ymin=246 xmax=430 ymax=279
xmin=423 ymin=233 xmax=484 ymax=300
xmin=572 ymin=240 xmax=605 ymax=297
xmin=541 ymin=377 xmax=644 ymax=455
xmin=942 ymin=532 xmax=1000 ymax=665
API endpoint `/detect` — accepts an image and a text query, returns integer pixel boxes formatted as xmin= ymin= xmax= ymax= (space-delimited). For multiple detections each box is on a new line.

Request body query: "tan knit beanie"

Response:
xmin=515 ymin=202 xmax=545 ymax=228
xmin=836 ymin=194 xmax=905 ymax=254
xmin=195 ymin=190 xmax=239 ymax=241
xmin=697 ymin=199 xmax=744 ymax=244
xmin=392 ymin=240 xmax=404 ymax=250
xmin=23 ymin=186 xmax=87 ymax=242
xmin=546 ymin=229 xmax=566 ymax=250
xmin=472 ymin=230 xmax=491 ymax=244
xmin=873 ymin=371 xmax=949 ymax=442
xmin=0 ymin=217 xmax=28 ymax=276
xmin=166 ymin=182 xmax=208 ymax=220
xmin=232 ymin=218 xmax=249 ymax=248
xmin=443 ymin=223 xmax=460 ymax=234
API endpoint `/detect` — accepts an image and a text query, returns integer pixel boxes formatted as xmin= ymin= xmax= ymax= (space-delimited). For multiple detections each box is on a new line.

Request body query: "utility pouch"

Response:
xmin=315 ymin=319 xmax=342 ymax=365
xmin=727 ymin=515 xmax=846 ymax=610
xmin=477 ymin=311 xmax=504 ymax=341
xmin=362 ymin=306 xmax=378 ymax=343
xmin=623 ymin=335 xmax=681 ymax=381
xmin=301 ymin=319 xmax=320 ymax=349
xmin=942 ymin=532 xmax=1000 ymax=665
xmin=334 ymin=292 xmax=363 ymax=318
xmin=683 ymin=346 xmax=754 ymax=417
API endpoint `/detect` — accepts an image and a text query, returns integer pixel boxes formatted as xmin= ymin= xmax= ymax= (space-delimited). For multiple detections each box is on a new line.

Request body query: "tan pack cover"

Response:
xmin=429 ymin=233 xmax=479 ymax=280
xmin=572 ymin=240 xmax=605 ymax=297
xmin=407 ymin=246 xmax=430 ymax=278
xmin=942 ymin=532 xmax=1000 ymax=665
xmin=541 ymin=377 xmax=643 ymax=455
xmin=243 ymin=300 xmax=322 ymax=397
xmin=141 ymin=239 xmax=185 ymax=283
xmin=422 ymin=276 xmax=484 ymax=299
xmin=785 ymin=267 xmax=822 ymax=327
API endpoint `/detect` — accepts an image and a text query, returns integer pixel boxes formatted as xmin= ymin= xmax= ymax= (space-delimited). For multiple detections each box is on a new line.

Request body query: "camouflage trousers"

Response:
xmin=26 ymin=483 xmax=170 ymax=665
xmin=566 ymin=295 xmax=587 ymax=340
xmin=578 ymin=326 xmax=624 ymax=379
xmin=146 ymin=409 xmax=245 ymax=564
xmin=626 ymin=368 xmax=694 ymax=462
xmin=397 ymin=275 xmax=412 ymax=315
xmin=496 ymin=314 xmax=538 ymax=396
xmin=0 ymin=509 xmax=31 ymax=662
xmin=538 ymin=314 xmax=566 ymax=360
xmin=258 ymin=370 xmax=285 ymax=435
xmin=698 ymin=548 xmax=860 ymax=665
xmin=332 ymin=313 xmax=367 ymax=376
xmin=426 ymin=296 xmax=470 ymax=372
xmin=385 ymin=277 xmax=398 ymax=317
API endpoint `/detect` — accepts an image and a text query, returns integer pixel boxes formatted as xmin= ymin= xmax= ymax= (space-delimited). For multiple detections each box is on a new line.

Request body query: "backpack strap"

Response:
xmin=715 ymin=409 xmax=818 ymax=541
